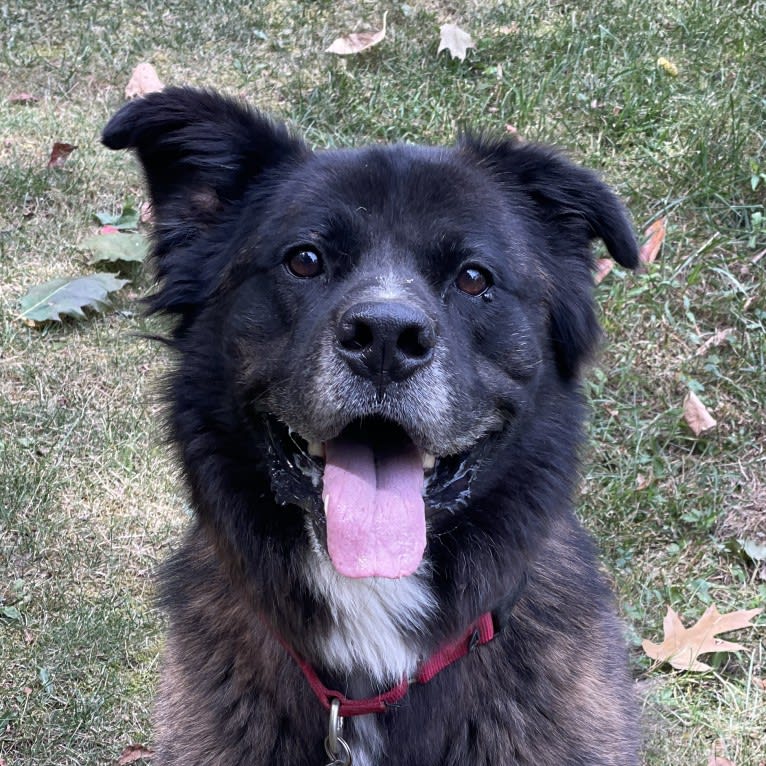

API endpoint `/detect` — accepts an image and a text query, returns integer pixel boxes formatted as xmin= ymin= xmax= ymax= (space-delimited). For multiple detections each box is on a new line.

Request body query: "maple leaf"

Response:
xmin=47 ymin=142 xmax=77 ymax=168
xmin=639 ymin=217 xmax=666 ymax=264
xmin=642 ymin=604 xmax=762 ymax=672
xmin=125 ymin=62 xmax=164 ymax=99
xmin=437 ymin=23 xmax=475 ymax=61
xmin=683 ymin=390 xmax=716 ymax=436
xmin=326 ymin=13 xmax=387 ymax=55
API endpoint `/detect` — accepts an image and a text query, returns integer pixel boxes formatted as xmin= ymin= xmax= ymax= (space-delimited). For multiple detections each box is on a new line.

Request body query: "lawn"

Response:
xmin=1 ymin=1 xmax=764 ymax=764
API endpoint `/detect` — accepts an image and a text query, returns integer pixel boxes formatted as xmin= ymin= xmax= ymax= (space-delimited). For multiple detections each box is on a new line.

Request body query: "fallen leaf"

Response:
xmin=740 ymin=538 xmax=766 ymax=564
xmin=437 ymin=23 xmax=475 ymax=61
xmin=18 ymin=273 xmax=130 ymax=324
xmin=47 ymin=142 xmax=77 ymax=168
xmin=642 ymin=604 xmax=762 ymax=671
xmin=326 ymin=13 xmax=387 ymax=55
xmin=125 ymin=62 xmax=164 ymax=99
xmin=639 ymin=217 xmax=666 ymax=264
xmin=99 ymin=225 xmax=120 ymax=235
xmin=683 ymin=390 xmax=716 ymax=435
xmin=80 ymin=232 xmax=148 ymax=265
xmin=754 ymin=677 xmax=766 ymax=690
xmin=594 ymin=258 xmax=614 ymax=284
xmin=9 ymin=92 xmax=38 ymax=105
xmin=117 ymin=744 xmax=155 ymax=764
xmin=0 ymin=606 xmax=22 ymax=621
xmin=95 ymin=205 xmax=140 ymax=231
xmin=709 ymin=741 xmax=736 ymax=766
xmin=695 ymin=328 xmax=734 ymax=356
xmin=636 ymin=471 xmax=653 ymax=491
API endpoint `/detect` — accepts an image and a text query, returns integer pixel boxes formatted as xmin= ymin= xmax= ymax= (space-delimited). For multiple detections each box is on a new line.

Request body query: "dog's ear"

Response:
xmin=103 ymin=87 xmax=307 ymax=255
xmin=460 ymin=135 xmax=638 ymax=378
xmin=102 ymin=88 xmax=307 ymax=325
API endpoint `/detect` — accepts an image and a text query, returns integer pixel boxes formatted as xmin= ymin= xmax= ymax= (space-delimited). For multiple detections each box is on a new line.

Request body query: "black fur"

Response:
xmin=104 ymin=87 xmax=640 ymax=765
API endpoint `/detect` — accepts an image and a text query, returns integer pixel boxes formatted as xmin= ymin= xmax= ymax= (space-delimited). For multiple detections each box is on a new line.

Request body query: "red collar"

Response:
xmin=274 ymin=612 xmax=496 ymax=717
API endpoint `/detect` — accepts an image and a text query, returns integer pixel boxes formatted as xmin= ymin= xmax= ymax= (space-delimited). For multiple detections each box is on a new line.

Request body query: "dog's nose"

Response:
xmin=336 ymin=301 xmax=436 ymax=385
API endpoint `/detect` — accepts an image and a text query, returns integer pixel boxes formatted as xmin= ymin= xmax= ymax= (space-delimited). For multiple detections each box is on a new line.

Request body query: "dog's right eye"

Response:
xmin=285 ymin=248 xmax=323 ymax=278
xmin=455 ymin=265 xmax=492 ymax=296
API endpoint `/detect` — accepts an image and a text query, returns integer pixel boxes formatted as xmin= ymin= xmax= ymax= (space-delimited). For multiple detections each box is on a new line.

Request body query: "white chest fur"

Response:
xmin=304 ymin=542 xmax=435 ymax=684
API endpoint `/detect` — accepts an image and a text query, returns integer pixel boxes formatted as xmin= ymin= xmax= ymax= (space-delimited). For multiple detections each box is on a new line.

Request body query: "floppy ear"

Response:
xmin=460 ymin=135 xmax=638 ymax=378
xmin=102 ymin=87 xmax=307 ymax=322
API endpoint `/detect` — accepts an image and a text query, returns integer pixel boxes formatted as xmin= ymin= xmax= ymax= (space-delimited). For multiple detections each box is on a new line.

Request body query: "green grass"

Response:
xmin=1 ymin=1 xmax=764 ymax=764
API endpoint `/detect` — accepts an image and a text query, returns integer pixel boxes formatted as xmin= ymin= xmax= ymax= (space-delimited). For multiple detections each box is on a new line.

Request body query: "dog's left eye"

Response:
xmin=455 ymin=265 xmax=492 ymax=296
xmin=285 ymin=248 xmax=323 ymax=278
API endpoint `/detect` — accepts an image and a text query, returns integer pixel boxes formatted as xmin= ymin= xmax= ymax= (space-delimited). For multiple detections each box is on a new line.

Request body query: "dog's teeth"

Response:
xmin=308 ymin=441 xmax=324 ymax=458
xmin=422 ymin=453 xmax=436 ymax=471
xmin=323 ymin=494 xmax=330 ymax=515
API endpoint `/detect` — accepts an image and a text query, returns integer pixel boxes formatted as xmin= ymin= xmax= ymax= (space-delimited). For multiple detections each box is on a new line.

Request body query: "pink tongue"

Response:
xmin=322 ymin=438 xmax=426 ymax=579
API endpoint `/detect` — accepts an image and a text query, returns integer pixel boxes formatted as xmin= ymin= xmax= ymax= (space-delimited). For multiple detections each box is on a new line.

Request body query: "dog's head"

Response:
xmin=104 ymin=88 xmax=637 ymax=582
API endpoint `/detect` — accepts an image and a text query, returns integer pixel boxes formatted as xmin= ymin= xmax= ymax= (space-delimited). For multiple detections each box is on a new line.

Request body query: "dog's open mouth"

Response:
xmin=263 ymin=414 xmax=481 ymax=580
xmin=321 ymin=418 xmax=430 ymax=579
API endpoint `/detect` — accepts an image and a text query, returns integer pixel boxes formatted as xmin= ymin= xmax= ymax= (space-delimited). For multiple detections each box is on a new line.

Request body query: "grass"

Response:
xmin=1 ymin=0 xmax=764 ymax=764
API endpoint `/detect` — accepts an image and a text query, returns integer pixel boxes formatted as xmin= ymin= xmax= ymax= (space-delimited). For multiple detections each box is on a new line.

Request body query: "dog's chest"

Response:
xmin=346 ymin=716 xmax=385 ymax=766
xmin=304 ymin=531 xmax=435 ymax=686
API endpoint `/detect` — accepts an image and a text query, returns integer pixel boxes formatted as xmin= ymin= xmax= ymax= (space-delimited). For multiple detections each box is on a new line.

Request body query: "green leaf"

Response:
xmin=740 ymin=538 xmax=766 ymax=563
xmin=19 ymin=273 xmax=130 ymax=323
xmin=94 ymin=204 xmax=140 ymax=230
xmin=0 ymin=606 xmax=22 ymax=621
xmin=80 ymin=232 xmax=148 ymax=265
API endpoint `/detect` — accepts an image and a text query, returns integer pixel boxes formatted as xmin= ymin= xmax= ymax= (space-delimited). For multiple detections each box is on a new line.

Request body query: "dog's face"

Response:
xmin=103 ymin=88 xmax=637 ymax=582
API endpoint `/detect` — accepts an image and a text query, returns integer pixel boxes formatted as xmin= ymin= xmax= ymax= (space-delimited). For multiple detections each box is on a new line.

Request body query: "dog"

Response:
xmin=103 ymin=87 xmax=640 ymax=765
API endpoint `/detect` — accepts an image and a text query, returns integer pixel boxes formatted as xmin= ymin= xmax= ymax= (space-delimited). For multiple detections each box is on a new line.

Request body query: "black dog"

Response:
xmin=103 ymin=88 xmax=640 ymax=765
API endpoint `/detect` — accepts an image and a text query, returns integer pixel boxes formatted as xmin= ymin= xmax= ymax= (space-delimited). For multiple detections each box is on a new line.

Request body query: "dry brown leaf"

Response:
xmin=696 ymin=328 xmax=734 ymax=357
xmin=636 ymin=471 xmax=653 ymax=491
xmin=437 ymin=23 xmax=475 ymax=61
xmin=683 ymin=390 xmax=716 ymax=435
xmin=639 ymin=217 xmax=666 ymax=264
xmin=47 ymin=142 xmax=77 ymax=168
xmin=594 ymin=258 xmax=614 ymax=284
xmin=754 ymin=677 xmax=766 ymax=690
xmin=642 ymin=604 xmax=762 ymax=671
xmin=125 ymin=62 xmax=164 ymax=99
xmin=326 ymin=13 xmax=387 ymax=55
xmin=709 ymin=741 xmax=736 ymax=766
xmin=9 ymin=92 xmax=38 ymax=105
xmin=117 ymin=744 xmax=154 ymax=764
